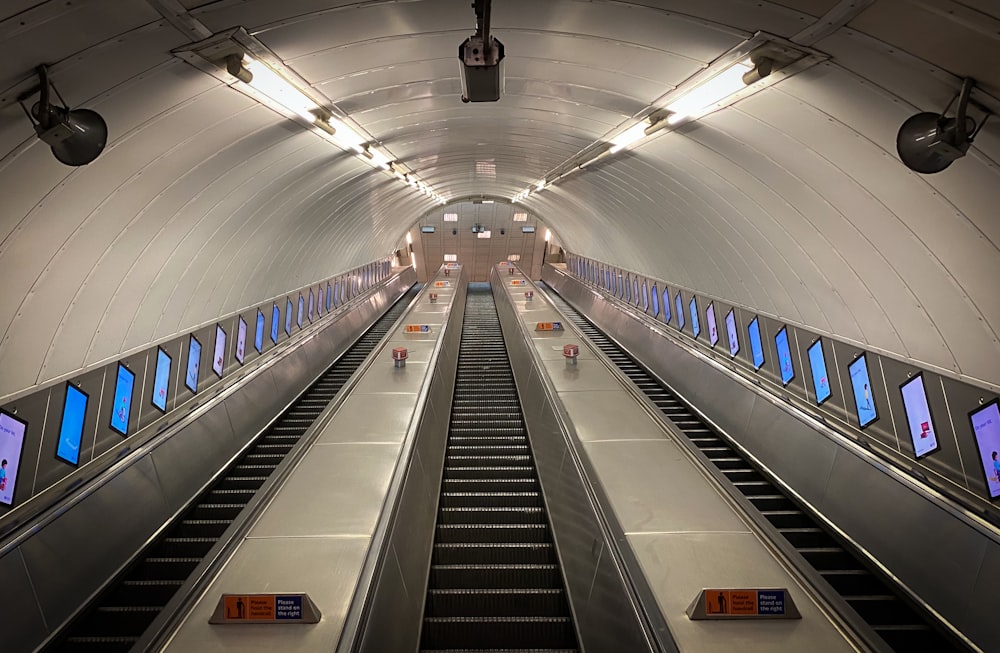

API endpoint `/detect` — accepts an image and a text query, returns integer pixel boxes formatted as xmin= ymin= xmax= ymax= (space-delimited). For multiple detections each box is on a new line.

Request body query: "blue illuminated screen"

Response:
xmin=285 ymin=299 xmax=293 ymax=335
xmin=186 ymin=336 xmax=201 ymax=394
xmin=807 ymin=339 xmax=831 ymax=405
xmin=689 ymin=298 xmax=700 ymax=337
xmin=308 ymin=290 xmax=315 ymax=323
xmin=675 ymin=293 xmax=684 ymax=329
xmin=271 ymin=304 xmax=280 ymax=344
xmin=748 ymin=317 xmax=765 ymax=370
xmin=152 ymin=347 xmax=171 ymax=412
xmin=662 ymin=288 xmax=670 ymax=323
xmin=651 ymin=284 xmax=660 ymax=317
xmin=326 ymin=283 xmax=332 ymax=312
xmin=56 ymin=384 xmax=88 ymax=466
xmin=297 ymin=295 xmax=304 ymax=328
xmin=775 ymin=327 xmax=795 ymax=385
xmin=848 ymin=354 xmax=878 ymax=428
xmin=109 ymin=363 xmax=135 ymax=436
xmin=255 ymin=310 xmax=265 ymax=354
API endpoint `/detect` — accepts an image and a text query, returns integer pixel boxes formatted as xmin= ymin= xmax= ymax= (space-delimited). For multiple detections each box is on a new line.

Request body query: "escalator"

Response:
xmin=49 ymin=286 xmax=419 ymax=653
xmin=542 ymin=284 xmax=968 ymax=653
xmin=420 ymin=286 xmax=578 ymax=652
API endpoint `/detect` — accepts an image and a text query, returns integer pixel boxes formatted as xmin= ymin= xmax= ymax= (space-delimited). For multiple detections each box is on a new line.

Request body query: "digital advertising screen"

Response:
xmin=625 ymin=275 xmax=631 ymax=303
xmin=970 ymin=400 xmax=1000 ymax=499
xmin=689 ymin=297 xmax=700 ymax=337
xmin=212 ymin=324 xmax=226 ymax=378
xmin=56 ymin=383 xmax=89 ymax=466
xmin=316 ymin=286 xmax=323 ymax=317
xmin=807 ymin=339 xmax=832 ymax=405
xmin=0 ymin=410 xmax=27 ymax=506
xmin=308 ymin=290 xmax=315 ymax=323
xmin=675 ymin=293 xmax=684 ymax=329
xmin=849 ymin=354 xmax=878 ymax=428
xmin=271 ymin=304 xmax=280 ymax=344
xmin=109 ymin=363 xmax=135 ymax=436
xmin=651 ymin=284 xmax=660 ymax=317
xmin=707 ymin=303 xmax=718 ymax=347
xmin=775 ymin=327 xmax=795 ymax=386
xmin=900 ymin=374 xmax=940 ymax=459
xmin=725 ymin=309 xmax=739 ymax=356
xmin=297 ymin=294 xmax=304 ymax=328
xmin=186 ymin=335 xmax=201 ymax=394
xmin=662 ymin=288 xmax=670 ymax=323
xmin=255 ymin=309 xmax=265 ymax=354
xmin=333 ymin=281 xmax=340 ymax=308
xmin=235 ymin=316 xmax=247 ymax=365
xmin=285 ymin=299 xmax=293 ymax=335
xmin=611 ymin=272 xmax=617 ymax=296
xmin=748 ymin=317 xmax=765 ymax=370
xmin=152 ymin=347 xmax=171 ymax=412
xmin=326 ymin=283 xmax=332 ymax=312
xmin=633 ymin=278 xmax=640 ymax=306
xmin=642 ymin=282 xmax=649 ymax=311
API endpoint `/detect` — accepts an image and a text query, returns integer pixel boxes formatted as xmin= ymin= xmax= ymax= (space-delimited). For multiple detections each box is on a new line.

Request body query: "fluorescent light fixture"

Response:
xmin=444 ymin=254 xmax=457 ymax=261
xmin=477 ymin=231 xmax=492 ymax=239
xmin=513 ymin=212 xmax=527 ymax=222
xmin=507 ymin=254 xmax=520 ymax=261
xmin=535 ymin=180 xmax=546 ymax=191
xmin=444 ymin=213 xmax=458 ymax=222
xmin=406 ymin=232 xmax=412 ymax=244
xmin=365 ymin=147 xmax=392 ymax=170
xmin=544 ymin=229 xmax=551 ymax=242
xmin=241 ymin=56 xmax=319 ymax=122
xmin=483 ymin=200 xmax=494 ymax=204
xmin=666 ymin=59 xmax=753 ymax=124
xmin=609 ymin=120 xmax=651 ymax=153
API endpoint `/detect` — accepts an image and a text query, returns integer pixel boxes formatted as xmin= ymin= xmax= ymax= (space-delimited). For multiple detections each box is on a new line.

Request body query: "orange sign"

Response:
xmin=224 ymin=595 xmax=276 ymax=621
xmin=405 ymin=324 xmax=431 ymax=333
xmin=510 ymin=279 xmax=526 ymax=286
xmin=704 ymin=590 xmax=759 ymax=616
xmin=535 ymin=322 xmax=564 ymax=331
xmin=434 ymin=281 xmax=450 ymax=287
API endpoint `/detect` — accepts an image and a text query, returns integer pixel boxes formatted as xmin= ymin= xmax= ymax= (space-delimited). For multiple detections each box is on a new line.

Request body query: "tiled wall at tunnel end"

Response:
xmin=557 ymin=253 xmax=1000 ymax=522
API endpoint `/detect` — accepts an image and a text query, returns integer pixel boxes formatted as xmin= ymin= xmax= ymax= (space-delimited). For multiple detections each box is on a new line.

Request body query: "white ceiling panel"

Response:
xmin=1 ymin=0 xmax=998 ymax=401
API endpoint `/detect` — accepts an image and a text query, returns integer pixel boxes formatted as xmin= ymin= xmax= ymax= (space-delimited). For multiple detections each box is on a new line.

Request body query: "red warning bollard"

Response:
xmin=563 ymin=343 xmax=579 ymax=366
xmin=508 ymin=266 xmax=515 ymax=275
xmin=392 ymin=347 xmax=408 ymax=368
xmin=429 ymin=292 xmax=438 ymax=303
xmin=524 ymin=291 xmax=534 ymax=301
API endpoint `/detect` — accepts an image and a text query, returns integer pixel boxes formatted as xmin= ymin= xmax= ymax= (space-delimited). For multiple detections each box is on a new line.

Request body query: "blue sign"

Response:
xmin=757 ymin=590 xmax=786 ymax=615
xmin=275 ymin=595 xmax=302 ymax=620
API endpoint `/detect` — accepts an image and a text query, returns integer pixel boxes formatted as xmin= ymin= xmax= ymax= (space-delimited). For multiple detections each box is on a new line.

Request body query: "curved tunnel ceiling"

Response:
xmin=0 ymin=0 xmax=998 ymax=402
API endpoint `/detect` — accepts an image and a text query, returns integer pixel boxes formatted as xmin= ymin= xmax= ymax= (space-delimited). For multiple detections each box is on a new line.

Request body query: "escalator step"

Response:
xmin=438 ymin=507 xmax=546 ymax=524
xmin=440 ymin=492 xmax=542 ymax=508
xmin=436 ymin=523 xmax=550 ymax=544
xmin=62 ymin=636 xmax=137 ymax=653
xmin=442 ymin=479 xmax=540 ymax=492
xmin=106 ymin=579 xmax=184 ymax=606
xmin=819 ymin=569 xmax=886 ymax=595
xmin=443 ymin=466 xmax=536 ymax=480
xmin=433 ymin=543 xmax=556 ymax=565
xmin=430 ymin=564 xmax=562 ymax=589
xmin=421 ymin=615 xmax=576 ymax=650
xmin=426 ymin=588 xmax=567 ymax=617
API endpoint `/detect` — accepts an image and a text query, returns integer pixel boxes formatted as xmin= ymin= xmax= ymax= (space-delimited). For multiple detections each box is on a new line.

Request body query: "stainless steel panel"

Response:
xmin=740 ymin=396 xmax=840 ymax=506
xmin=381 ymin=338 xmax=437 ymax=365
xmin=628 ymin=532 xmax=857 ymax=653
xmin=1 ymin=549 xmax=49 ymax=653
xmin=317 ymin=393 xmax=418 ymax=445
xmin=966 ymin=539 xmax=1000 ymax=648
xmin=583 ymin=440 xmax=750 ymax=534
xmin=223 ymin=366 xmax=281 ymax=448
xmin=21 ymin=455 xmax=169 ymax=631
xmin=540 ymin=358 xmax=621 ymax=393
xmin=820 ymin=448 xmax=987 ymax=634
xmin=559 ymin=391 xmax=667 ymax=442
xmin=250 ymin=443 xmax=401 ymax=538
xmin=150 ymin=402 xmax=237 ymax=512
xmin=353 ymin=362 xmax=429 ymax=395
xmin=532 ymin=337 xmax=597 ymax=361
xmin=163 ymin=536 xmax=372 ymax=653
